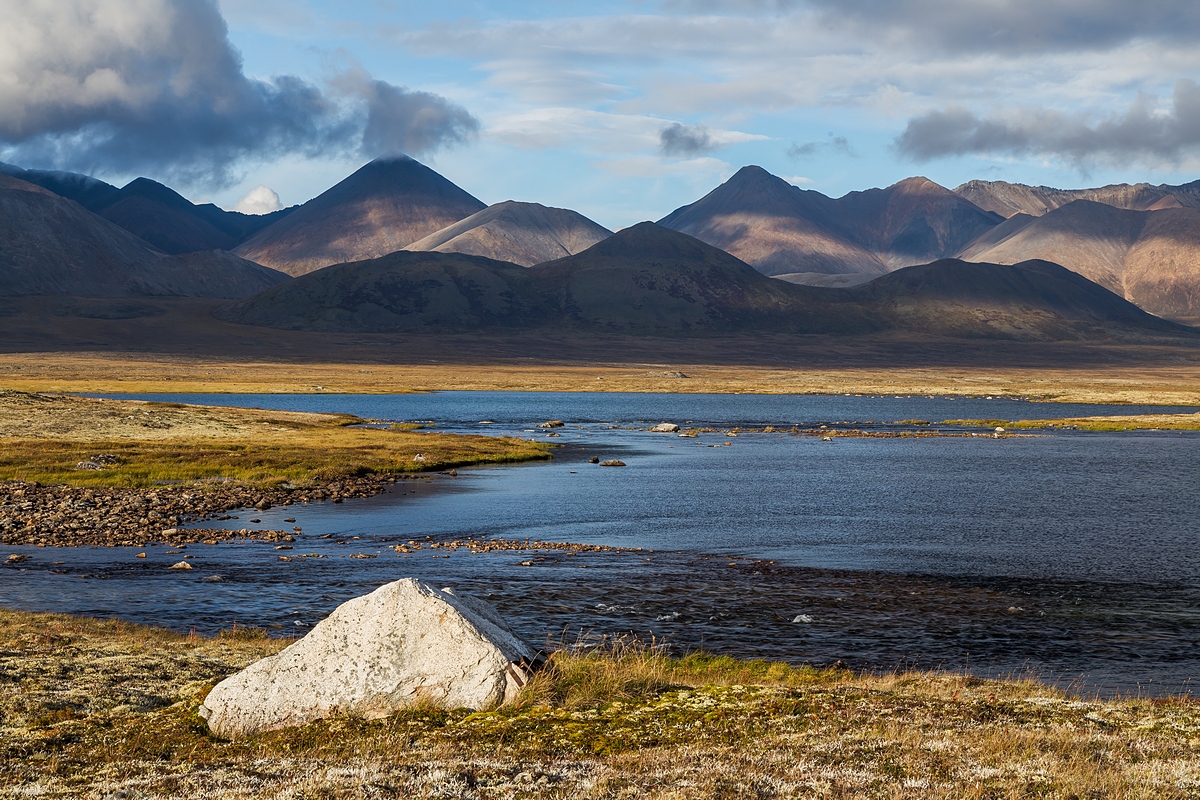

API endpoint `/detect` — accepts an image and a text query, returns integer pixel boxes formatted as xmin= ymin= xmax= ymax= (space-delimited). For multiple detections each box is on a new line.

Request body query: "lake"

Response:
xmin=3 ymin=392 xmax=1197 ymax=696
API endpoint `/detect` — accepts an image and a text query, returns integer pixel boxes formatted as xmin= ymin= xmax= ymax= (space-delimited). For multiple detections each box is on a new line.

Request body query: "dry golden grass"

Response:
xmin=947 ymin=412 xmax=1200 ymax=431
xmin=6 ymin=352 xmax=1200 ymax=404
xmin=2 ymin=611 xmax=1197 ymax=799
xmin=0 ymin=391 xmax=549 ymax=487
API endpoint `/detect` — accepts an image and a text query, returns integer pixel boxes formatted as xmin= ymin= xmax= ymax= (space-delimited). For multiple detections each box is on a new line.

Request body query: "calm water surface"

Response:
xmin=3 ymin=392 xmax=1198 ymax=696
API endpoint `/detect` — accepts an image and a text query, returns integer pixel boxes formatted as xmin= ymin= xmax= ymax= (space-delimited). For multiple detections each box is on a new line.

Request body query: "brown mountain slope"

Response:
xmin=834 ymin=177 xmax=1003 ymax=268
xmin=658 ymin=167 xmax=999 ymax=280
xmin=957 ymin=201 xmax=1146 ymax=294
xmin=1123 ymin=209 xmax=1200 ymax=321
xmin=221 ymin=222 xmax=1188 ymax=342
xmin=404 ymin=201 xmax=611 ymax=266
xmin=0 ymin=184 xmax=288 ymax=299
xmin=657 ymin=166 xmax=887 ymax=277
xmin=955 ymin=179 xmax=1200 ymax=218
xmin=956 ymin=200 xmax=1200 ymax=321
xmin=234 ymin=157 xmax=486 ymax=276
xmin=956 ymin=213 xmax=1037 ymax=256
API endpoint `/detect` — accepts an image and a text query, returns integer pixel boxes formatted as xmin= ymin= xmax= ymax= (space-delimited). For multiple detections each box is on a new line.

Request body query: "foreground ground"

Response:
xmin=6 ymin=351 xmax=1200 ymax=405
xmin=0 ymin=611 xmax=1197 ymax=799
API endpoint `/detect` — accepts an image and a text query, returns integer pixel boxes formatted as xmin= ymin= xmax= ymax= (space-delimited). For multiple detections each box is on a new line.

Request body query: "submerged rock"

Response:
xmin=198 ymin=578 xmax=537 ymax=739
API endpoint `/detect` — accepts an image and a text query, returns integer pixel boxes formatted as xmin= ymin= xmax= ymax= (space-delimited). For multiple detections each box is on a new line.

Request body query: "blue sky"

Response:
xmin=6 ymin=0 xmax=1200 ymax=228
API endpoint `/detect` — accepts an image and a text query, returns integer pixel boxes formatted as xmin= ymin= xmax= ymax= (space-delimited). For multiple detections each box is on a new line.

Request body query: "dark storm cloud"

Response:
xmin=787 ymin=136 xmax=853 ymax=159
xmin=0 ymin=0 xmax=478 ymax=187
xmin=659 ymin=122 xmax=715 ymax=156
xmin=895 ymin=80 xmax=1200 ymax=164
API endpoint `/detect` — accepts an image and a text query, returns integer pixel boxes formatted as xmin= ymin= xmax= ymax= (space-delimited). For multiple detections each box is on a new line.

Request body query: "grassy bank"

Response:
xmin=947 ymin=413 xmax=1200 ymax=432
xmin=1 ymin=611 xmax=1197 ymax=798
xmin=0 ymin=391 xmax=549 ymax=488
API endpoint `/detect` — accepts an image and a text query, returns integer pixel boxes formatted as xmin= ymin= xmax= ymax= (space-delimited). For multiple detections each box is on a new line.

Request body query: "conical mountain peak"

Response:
xmin=234 ymin=156 xmax=486 ymax=276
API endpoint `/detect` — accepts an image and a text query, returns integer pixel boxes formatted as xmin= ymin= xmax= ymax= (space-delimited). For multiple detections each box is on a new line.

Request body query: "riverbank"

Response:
xmin=1 ymin=610 xmax=1197 ymax=799
xmin=0 ymin=391 xmax=549 ymax=545
xmin=6 ymin=352 xmax=1200 ymax=405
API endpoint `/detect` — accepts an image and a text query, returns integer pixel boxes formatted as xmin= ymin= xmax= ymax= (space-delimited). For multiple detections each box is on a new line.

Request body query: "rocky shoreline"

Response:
xmin=0 ymin=475 xmax=416 ymax=547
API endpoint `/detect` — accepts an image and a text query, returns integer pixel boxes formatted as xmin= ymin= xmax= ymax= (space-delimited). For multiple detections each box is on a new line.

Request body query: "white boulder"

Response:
xmin=650 ymin=423 xmax=679 ymax=433
xmin=198 ymin=578 xmax=536 ymax=738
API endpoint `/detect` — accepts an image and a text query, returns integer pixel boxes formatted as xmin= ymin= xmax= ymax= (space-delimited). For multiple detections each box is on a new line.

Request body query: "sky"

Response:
xmin=5 ymin=0 xmax=1200 ymax=228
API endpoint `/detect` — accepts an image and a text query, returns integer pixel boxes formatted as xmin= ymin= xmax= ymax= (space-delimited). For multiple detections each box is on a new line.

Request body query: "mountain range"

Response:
xmin=220 ymin=222 xmax=1185 ymax=342
xmin=955 ymin=179 xmax=1200 ymax=218
xmin=2 ymin=154 xmax=1199 ymax=346
xmin=658 ymin=168 xmax=1000 ymax=283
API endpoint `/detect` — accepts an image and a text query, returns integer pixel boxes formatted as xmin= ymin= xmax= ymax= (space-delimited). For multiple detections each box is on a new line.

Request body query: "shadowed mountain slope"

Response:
xmin=0 ymin=164 xmax=292 ymax=254
xmin=218 ymin=251 xmax=550 ymax=332
xmin=658 ymin=167 xmax=999 ymax=280
xmin=222 ymin=222 xmax=1189 ymax=341
xmin=528 ymin=221 xmax=867 ymax=331
xmin=956 ymin=179 xmax=1200 ymax=218
xmin=0 ymin=162 xmax=119 ymax=208
xmin=234 ymin=157 xmax=486 ymax=276
xmin=0 ymin=182 xmax=289 ymax=299
xmin=86 ymin=178 xmax=294 ymax=254
xmin=957 ymin=200 xmax=1200 ymax=321
xmin=844 ymin=259 xmax=1185 ymax=340
xmin=404 ymin=201 xmax=611 ymax=266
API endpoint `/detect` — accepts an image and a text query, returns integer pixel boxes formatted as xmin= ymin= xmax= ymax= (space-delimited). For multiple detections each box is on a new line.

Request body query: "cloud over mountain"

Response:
xmin=0 ymin=0 xmax=478 ymax=187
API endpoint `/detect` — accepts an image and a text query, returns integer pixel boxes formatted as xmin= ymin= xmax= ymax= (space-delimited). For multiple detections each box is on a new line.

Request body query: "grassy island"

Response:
xmin=0 ymin=390 xmax=549 ymax=546
xmin=1 ymin=611 xmax=1197 ymax=798
xmin=0 ymin=390 xmax=549 ymax=488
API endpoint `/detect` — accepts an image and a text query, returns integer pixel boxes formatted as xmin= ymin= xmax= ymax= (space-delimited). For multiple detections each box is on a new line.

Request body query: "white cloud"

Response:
xmin=234 ymin=184 xmax=282 ymax=214
xmin=597 ymin=155 xmax=733 ymax=180
xmin=485 ymin=107 xmax=767 ymax=155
